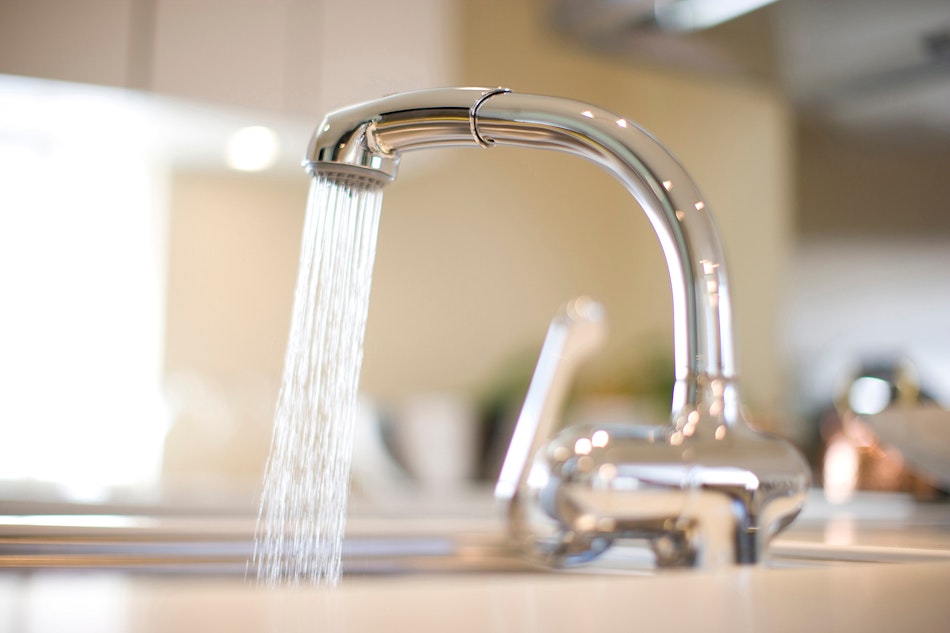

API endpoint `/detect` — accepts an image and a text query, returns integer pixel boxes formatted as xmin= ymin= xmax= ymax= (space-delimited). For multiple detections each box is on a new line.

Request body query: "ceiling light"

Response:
xmin=225 ymin=125 xmax=280 ymax=172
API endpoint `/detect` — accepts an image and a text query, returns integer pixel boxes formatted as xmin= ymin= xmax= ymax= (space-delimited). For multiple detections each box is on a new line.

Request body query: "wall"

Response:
xmin=161 ymin=172 xmax=307 ymax=495
xmin=797 ymin=122 xmax=950 ymax=237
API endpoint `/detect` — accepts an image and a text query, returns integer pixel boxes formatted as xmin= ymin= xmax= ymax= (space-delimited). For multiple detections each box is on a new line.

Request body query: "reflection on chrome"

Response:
xmin=574 ymin=438 xmax=593 ymax=455
xmin=848 ymin=376 xmax=892 ymax=416
xmin=305 ymin=87 xmax=810 ymax=570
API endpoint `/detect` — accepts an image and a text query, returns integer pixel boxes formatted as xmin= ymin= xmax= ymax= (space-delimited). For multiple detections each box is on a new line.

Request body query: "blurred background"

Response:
xmin=1 ymin=0 xmax=949 ymax=508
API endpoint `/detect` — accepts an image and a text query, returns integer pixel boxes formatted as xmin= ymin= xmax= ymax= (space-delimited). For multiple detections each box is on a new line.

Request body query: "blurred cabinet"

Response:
xmin=150 ymin=0 xmax=313 ymax=113
xmin=0 ymin=0 xmax=456 ymax=115
xmin=0 ymin=0 xmax=135 ymax=88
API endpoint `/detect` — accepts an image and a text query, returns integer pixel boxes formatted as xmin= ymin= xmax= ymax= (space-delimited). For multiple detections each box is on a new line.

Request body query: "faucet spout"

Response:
xmin=307 ymin=87 xmax=731 ymax=415
xmin=473 ymin=91 xmax=733 ymax=416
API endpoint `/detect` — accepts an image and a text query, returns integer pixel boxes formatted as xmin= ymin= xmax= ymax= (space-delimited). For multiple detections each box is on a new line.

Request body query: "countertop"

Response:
xmin=3 ymin=561 xmax=950 ymax=632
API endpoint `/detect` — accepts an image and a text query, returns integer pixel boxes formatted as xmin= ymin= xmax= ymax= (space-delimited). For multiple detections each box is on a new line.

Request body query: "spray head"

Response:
xmin=305 ymin=87 xmax=509 ymax=187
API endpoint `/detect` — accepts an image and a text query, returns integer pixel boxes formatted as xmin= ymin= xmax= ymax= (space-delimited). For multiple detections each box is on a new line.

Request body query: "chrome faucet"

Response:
xmin=305 ymin=87 xmax=810 ymax=569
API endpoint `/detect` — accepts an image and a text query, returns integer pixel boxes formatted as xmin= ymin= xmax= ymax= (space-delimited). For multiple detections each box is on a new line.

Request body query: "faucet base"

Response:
xmin=510 ymin=420 xmax=809 ymax=570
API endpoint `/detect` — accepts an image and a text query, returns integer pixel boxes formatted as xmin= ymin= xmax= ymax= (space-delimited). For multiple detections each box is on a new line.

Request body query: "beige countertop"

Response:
xmin=2 ymin=560 xmax=949 ymax=632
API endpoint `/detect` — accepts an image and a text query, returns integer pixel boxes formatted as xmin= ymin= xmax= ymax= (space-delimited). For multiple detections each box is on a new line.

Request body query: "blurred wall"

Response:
xmin=797 ymin=121 xmax=950 ymax=237
xmin=784 ymin=121 xmax=950 ymax=429
xmin=162 ymin=172 xmax=306 ymax=495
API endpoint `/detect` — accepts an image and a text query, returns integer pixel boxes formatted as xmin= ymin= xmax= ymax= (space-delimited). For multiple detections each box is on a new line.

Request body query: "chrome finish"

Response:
xmin=305 ymin=87 xmax=504 ymax=183
xmin=304 ymin=88 xmax=810 ymax=569
xmin=470 ymin=87 xmax=511 ymax=147
xmin=473 ymin=91 xmax=732 ymax=403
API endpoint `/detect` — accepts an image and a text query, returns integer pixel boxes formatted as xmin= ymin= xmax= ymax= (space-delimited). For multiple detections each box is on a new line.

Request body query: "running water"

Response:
xmin=253 ymin=173 xmax=383 ymax=585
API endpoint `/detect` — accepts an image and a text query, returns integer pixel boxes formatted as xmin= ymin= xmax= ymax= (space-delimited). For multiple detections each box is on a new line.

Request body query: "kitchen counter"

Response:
xmin=2 ymin=491 xmax=949 ymax=632
xmin=2 ymin=560 xmax=949 ymax=632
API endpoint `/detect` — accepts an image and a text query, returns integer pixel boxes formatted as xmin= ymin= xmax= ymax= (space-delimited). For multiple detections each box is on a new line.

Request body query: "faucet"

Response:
xmin=305 ymin=87 xmax=810 ymax=569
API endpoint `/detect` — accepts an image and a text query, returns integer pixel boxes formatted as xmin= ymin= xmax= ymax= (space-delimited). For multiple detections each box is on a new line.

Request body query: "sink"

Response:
xmin=2 ymin=490 xmax=949 ymax=576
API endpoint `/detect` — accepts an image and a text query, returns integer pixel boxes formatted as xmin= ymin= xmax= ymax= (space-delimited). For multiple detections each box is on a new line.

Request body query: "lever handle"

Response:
xmin=494 ymin=297 xmax=607 ymax=502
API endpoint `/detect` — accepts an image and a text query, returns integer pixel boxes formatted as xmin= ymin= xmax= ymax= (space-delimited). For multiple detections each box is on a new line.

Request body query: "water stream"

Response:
xmin=252 ymin=174 xmax=383 ymax=585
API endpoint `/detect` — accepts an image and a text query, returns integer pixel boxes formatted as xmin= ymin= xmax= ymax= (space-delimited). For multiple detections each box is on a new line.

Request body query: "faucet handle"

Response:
xmin=494 ymin=297 xmax=607 ymax=502
xmin=497 ymin=302 xmax=810 ymax=571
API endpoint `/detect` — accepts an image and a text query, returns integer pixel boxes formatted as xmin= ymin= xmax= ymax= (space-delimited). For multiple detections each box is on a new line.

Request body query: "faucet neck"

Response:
xmin=473 ymin=92 xmax=736 ymax=415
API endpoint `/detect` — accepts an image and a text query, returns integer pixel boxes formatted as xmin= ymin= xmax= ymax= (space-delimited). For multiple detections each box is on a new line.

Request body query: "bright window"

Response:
xmin=0 ymin=77 xmax=170 ymax=502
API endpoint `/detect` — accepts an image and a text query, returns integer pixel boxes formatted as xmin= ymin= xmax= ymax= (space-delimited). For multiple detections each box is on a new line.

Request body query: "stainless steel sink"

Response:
xmin=2 ymin=491 xmax=949 ymax=577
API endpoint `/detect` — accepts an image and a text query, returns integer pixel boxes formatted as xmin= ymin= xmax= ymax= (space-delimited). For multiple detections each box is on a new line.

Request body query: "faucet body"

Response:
xmin=305 ymin=87 xmax=809 ymax=568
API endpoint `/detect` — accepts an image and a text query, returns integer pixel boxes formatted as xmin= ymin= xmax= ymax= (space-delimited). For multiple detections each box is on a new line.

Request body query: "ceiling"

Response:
xmin=550 ymin=0 xmax=950 ymax=143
